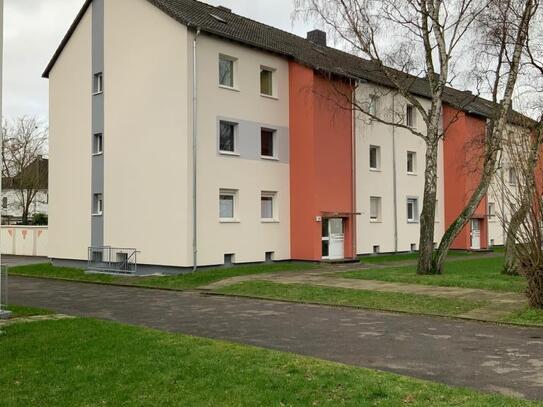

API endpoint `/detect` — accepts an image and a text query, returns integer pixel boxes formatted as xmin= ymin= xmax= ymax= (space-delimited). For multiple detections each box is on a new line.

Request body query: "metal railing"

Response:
xmin=87 ymin=247 xmax=139 ymax=275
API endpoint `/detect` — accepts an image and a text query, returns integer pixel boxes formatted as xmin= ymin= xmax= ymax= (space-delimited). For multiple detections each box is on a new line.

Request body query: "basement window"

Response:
xmin=373 ymin=245 xmax=380 ymax=254
xmin=410 ymin=243 xmax=417 ymax=252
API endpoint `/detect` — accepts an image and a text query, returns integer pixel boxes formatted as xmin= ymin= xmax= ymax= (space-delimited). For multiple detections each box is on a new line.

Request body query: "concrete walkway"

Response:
xmin=8 ymin=276 xmax=543 ymax=400
xmin=201 ymin=269 xmax=527 ymax=322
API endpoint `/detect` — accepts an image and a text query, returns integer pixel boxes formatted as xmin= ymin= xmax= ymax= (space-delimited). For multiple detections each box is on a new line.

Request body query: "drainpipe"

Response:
xmin=351 ymin=82 xmax=358 ymax=259
xmin=192 ymin=27 xmax=201 ymax=272
xmin=392 ymin=93 xmax=399 ymax=252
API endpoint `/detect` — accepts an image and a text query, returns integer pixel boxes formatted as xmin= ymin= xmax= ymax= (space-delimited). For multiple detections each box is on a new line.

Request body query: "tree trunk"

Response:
xmin=417 ymin=139 xmax=439 ymax=274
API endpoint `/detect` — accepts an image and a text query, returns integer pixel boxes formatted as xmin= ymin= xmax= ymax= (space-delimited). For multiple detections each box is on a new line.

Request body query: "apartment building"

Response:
xmin=44 ymin=0 xmax=511 ymax=274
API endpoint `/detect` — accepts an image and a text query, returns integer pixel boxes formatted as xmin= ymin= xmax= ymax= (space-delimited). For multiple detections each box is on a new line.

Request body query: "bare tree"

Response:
xmin=2 ymin=116 xmax=48 ymax=224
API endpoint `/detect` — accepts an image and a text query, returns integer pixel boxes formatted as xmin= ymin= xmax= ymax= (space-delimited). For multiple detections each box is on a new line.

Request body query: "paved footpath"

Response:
xmin=9 ymin=276 xmax=543 ymax=401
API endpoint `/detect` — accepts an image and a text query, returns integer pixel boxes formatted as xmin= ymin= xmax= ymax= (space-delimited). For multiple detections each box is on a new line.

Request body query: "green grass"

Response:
xmin=0 ymin=318 xmax=537 ymax=406
xmin=9 ymin=262 xmax=315 ymax=291
xmin=343 ymin=257 xmax=527 ymax=292
xmin=359 ymin=250 xmax=475 ymax=264
xmin=216 ymin=281 xmax=488 ymax=316
xmin=502 ymin=307 xmax=543 ymax=326
xmin=4 ymin=305 xmax=53 ymax=318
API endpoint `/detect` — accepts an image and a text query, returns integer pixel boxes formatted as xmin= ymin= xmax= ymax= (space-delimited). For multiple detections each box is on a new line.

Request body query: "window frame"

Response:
xmin=93 ymin=73 xmax=103 ymax=95
xmin=218 ymin=121 xmax=239 ymax=155
xmin=368 ymin=94 xmax=379 ymax=118
xmin=260 ymin=128 xmax=277 ymax=159
xmin=93 ymin=193 xmax=103 ymax=216
xmin=93 ymin=133 xmax=103 ymax=155
xmin=369 ymin=145 xmax=381 ymax=171
xmin=261 ymin=191 xmax=278 ymax=222
xmin=218 ymin=54 xmax=237 ymax=89
xmin=2 ymin=196 xmax=7 ymax=210
xmin=369 ymin=196 xmax=382 ymax=223
xmin=260 ymin=66 xmax=276 ymax=98
xmin=407 ymin=151 xmax=417 ymax=174
xmin=508 ymin=167 xmax=517 ymax=186
xmin=219 ymin=189 xmax=238 ymax=222
xmin=406 ymin=197 xmax=419 ymax=223
xmin=406 ymin=104 xmax=416 ymax=127
xmin=488 ymin=202 xmax=496 ymax=220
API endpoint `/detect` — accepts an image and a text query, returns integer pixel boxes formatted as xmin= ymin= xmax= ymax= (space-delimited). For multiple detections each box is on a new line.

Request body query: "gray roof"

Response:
xmin=43 ymin=0 xmax=530 ymax=124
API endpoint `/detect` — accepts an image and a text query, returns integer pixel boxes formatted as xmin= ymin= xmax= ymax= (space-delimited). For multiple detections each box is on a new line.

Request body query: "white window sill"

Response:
xmin=407 ymin=172 xmax=417 ymax=176
xmin=261 ymin=219 xmax=279 ymax=223
xmin=407 ymin=220 xmax=419 ymax=224
xmin=219 ymin=151 xmax=240 ymax=157
xmin=260 ymin=93 xmax=278 ymax=100
xmin=92 ymin=152 xmax=103 ymax=157
xmin=92 ymin=91 xmax=103 ymax=96
xmin=219 ymin=85 xmax=240 ymax=92
xmin=369 ymin=219 xmax=382 ymax=223
xmin=92 ymin=213 xmax=103 ymax=217
xmin=261 ymin=155 xmax=279 ymax=161
xmin=369 ymin=168 xmax=381 ymax=172
xmin=219 ymin=218 xmax=240 ymax=224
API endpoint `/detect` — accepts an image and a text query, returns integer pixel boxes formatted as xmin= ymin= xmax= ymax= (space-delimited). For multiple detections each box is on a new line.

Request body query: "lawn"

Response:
xmin=0 ymin=318 xmax=537 ymax=406
xmin=9 ymin=262 xmax=315 ymax=291
xmin=216 ymin=281 xmax=488 ymax=316
xmin=4 ymin=305 xmax=53 ymax=318
xmin=342 ymin=256 xmax=527 ymax=292
xmin=502 ymin=308 xmax=543 ymax=326
xmin=360 ymin=250 xmax=475 ymax=265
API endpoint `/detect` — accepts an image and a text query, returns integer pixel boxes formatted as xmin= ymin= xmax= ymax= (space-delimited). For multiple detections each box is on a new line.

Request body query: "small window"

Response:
xmin=407 ymin=151 xmax=416 ymax=173
xmin=370 ymin=196 xmax=382 ymax=222
xmin=219 ymin=55 xmax=235 ymax=88
xmin=93 ymin=133 xmax=103 ymax=155
xmin=265 ymin=251 xmax=275 ymax=262
xmin=261 ymin=129 xmax=276 ymax=158
xmin=406 ymin=104 xmax=416 ymax=127
xmin=261 ymin=192 xmax=277 ymax=220
xmin=508 ymin=168 xmax=517 ymax=186
xmin=488 ymin=202 xmax=496 ymax=219
xmin=490 ymin=239 xmax=495 ymax=247
xmin=368 ymin=95 xmax=379 ymax=117
xmin=410 ymin=243 xmax=417 ymax=252
xmin=93 ymin=193 xmax=103 ymax=215
xmin=93 ymin=73 xmax=103 ymax=94
xmin=369 ymin=145 xmax=381 ymax=170
xmin=260 ymin=67 xmax=274 ymax=96
xmin=224 ymin=253 xmax=235 ymax=266
xmin=407 ymin=198 xmax=419 ymax=223
xmin=219 ymin=189 xmax=237 ymax=220
xmin=2 ymin=197 xmax=7 ymax=209
xmin=373 ymin=245 xmax=380 ymax=254
xmin=219 ymin=121 xmax=237 ymax=153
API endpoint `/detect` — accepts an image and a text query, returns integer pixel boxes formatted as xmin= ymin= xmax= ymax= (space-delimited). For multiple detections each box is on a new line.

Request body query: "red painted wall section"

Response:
xmin=443 ymin=106 xmax=488 ymax=250
xmin=289 ymin=62 xmax=355 ymax=261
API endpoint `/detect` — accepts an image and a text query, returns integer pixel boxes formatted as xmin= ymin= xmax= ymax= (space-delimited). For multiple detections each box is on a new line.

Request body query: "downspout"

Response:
xmin=392 ymin=92 xmax=399 ymax=252
xmin=192 ymin=27 xmax=201 ymax=272
xmin=351 ymin=82 xmax=357 ymax=259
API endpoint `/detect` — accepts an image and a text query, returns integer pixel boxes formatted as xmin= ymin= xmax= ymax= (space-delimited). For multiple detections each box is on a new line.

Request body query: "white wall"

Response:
xmin=1 ymin=226 xmax=48 ymax=256
xmin=355 ymin=84 xmax=445 ymax=254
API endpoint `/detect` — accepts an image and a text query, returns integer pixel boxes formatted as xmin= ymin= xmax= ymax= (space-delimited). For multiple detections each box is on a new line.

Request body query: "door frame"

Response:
xmin=470 ymin=218 xmax=481 ymax=250
xmin=322 ymin=217 xmax=345 ymax=260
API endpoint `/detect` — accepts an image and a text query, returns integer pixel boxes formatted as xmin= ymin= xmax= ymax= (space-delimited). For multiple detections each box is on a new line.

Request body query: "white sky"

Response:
xmin=2 ymin=0 xmax=312 ymax=123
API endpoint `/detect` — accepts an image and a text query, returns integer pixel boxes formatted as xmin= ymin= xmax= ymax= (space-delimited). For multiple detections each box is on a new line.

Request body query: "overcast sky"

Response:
xmin=3 ymin=0 xmax=312 ymax=123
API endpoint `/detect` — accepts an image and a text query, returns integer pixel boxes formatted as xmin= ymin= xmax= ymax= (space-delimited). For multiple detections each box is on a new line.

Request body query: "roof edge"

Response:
xmin=42 ymin=0 xmax=93 ymax=79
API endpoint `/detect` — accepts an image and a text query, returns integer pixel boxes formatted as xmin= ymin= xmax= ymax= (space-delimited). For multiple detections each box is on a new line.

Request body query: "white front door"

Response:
xmin=325 ymin=218 xmax=344 ymax=260
xmin=471 ymin=219 xmax=481 ymax=250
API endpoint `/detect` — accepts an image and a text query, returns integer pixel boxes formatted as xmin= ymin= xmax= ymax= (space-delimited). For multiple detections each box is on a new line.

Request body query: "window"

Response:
xmin=265 ymin=251 xmax=275 ymax=262
xmin=219 ymin=190 xmax=237 ymax=220
xmin=407 ymin=198 xmax=419 ymax=223
xmin=93 ymin=73 xmax=103 ymax=94
xmin=2 ymin=197 xmax=7 ymax=209
xmin=219 ymin=55 xmax=235 ymax=88
xmin=93 ymin=193 xmax=103 ymax=215
xmin=508 ymin=167 xmax=517 ymax=186
xmin=406 ymin=104 xmax=416 ymax=127
xmin=260 ymin=67 xmax=274 ymax=96
xmin=368 ymin=95 xmax=379 ymax=117
xmin=219 ymin=121 xmax=237 ymax=153
xmin=261 ymin=192 xmax=277 ymax=220
xmin=410 ymin=243 xmax=417 ymax=252
xmin=93 ymin=133 xmax=103 ymax=155
xmin=407 ymin=151 xmax=416 ymax=173
xmin=261 ymin=129 xmax=276 ymax=158
xmin=373 ymin=245 xmax=380 ymax=254
xmin=369 ymin=145 xmax=381 ymax=170
xmin=488 ymin=202 xmax=496 ymax=219
xmin=370 ymin=196 xmax=382 ymax=222
xmin=224 ymin=253 xmax=235 ymax=265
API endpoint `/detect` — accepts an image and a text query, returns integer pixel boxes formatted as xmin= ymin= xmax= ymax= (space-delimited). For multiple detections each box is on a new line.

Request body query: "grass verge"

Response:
xmin=9 ymin=262 xmax=315 ymax=291
xmin=359 ymin=250 xmax=475 ymax=265
xmin=216 ymin=281 xmax=488 ymax=316
xmin=501 ymin=307 xmax=543 ymax=326
xmin=342 ymin=257 xmax=526 ymax=292
xmin=0 ymin=318 xmax=536 ymax=406
xmin=5 ymin=305 xmax=53 ymax=318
